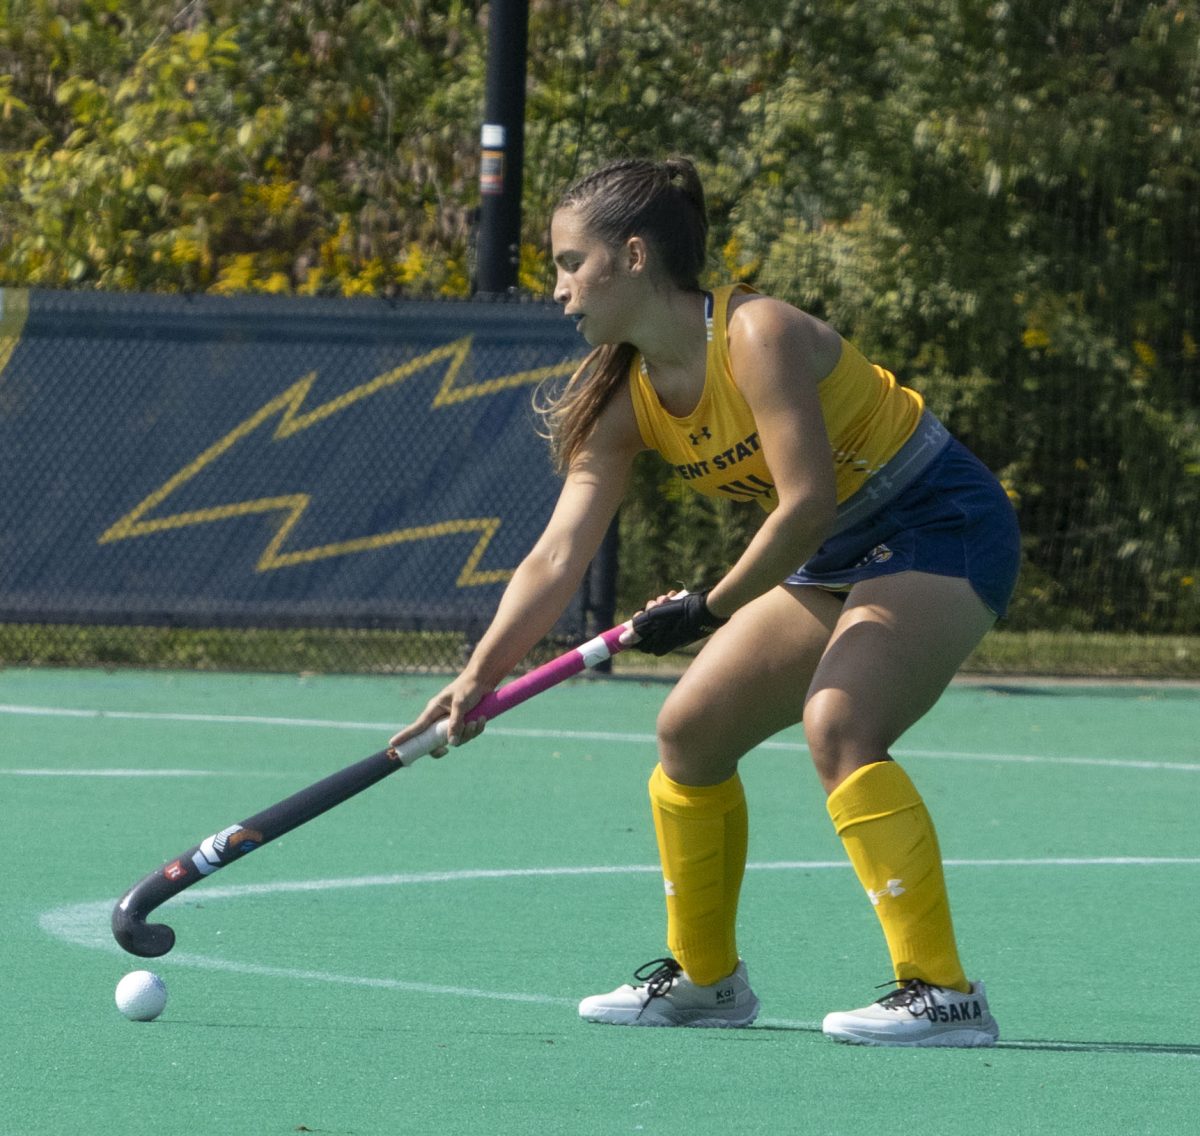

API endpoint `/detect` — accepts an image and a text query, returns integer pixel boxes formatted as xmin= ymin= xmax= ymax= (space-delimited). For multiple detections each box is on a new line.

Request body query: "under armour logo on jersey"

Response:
xmin=689 ymin=427 xmax=712 ymax=445
xmin=867 ymin=879 xmax=905 ymax=906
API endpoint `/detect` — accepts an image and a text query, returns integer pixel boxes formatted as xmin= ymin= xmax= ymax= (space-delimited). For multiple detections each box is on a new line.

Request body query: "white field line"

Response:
xmin=1 ymin=702 xmax=1197 ymax=774
xmin=4 ymin=768 xmax=227 ymax=777
xmin=39 ymin=858 xmax=1198 ymax=1033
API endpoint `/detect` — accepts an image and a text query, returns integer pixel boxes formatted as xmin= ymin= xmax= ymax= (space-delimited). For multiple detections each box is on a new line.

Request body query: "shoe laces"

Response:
xmin=873 ymin=978 xmax=934 ymax=1017
xmin=633 ymin=957 xmax=682 ymax=1000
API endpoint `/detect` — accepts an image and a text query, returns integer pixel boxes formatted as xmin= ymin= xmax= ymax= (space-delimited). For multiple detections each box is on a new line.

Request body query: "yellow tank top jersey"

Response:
xmin=628 ymin=284 xmax=925 ymax=512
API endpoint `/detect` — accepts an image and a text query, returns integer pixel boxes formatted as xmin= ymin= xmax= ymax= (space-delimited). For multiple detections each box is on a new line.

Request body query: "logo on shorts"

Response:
xmin=856 ymin=543 xmax=894 ymax=567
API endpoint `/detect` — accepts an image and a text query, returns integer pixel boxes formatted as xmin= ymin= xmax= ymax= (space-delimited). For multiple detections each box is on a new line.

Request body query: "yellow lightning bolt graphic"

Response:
xmin=99 ymin=336 xmax=577 ymax=586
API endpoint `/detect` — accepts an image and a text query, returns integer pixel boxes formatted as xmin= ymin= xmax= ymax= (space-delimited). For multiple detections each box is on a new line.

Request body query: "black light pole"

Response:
xmin=475 ymin=0 xmax=529 ymax=296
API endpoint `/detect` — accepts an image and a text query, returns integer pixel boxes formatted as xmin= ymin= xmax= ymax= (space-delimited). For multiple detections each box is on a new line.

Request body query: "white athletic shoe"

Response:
xmin=578 ymin=958 xmax=760 ymax=1028
xmin=822 ymin=979 xmax=999 ymax=1047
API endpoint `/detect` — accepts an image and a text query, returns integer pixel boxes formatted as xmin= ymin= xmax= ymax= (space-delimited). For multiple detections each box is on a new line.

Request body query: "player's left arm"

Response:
xmin=705 ymin=297 xmax=841 ymax=618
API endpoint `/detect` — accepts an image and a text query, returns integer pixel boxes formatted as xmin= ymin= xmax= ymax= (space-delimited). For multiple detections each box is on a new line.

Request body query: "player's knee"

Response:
xmin=656 ymin=693 xmax=700 ymax=757
xmin=803 ymin=695 xmax=887 ymax=788
xmin=655 ymin=693 xmax=722 ymax=781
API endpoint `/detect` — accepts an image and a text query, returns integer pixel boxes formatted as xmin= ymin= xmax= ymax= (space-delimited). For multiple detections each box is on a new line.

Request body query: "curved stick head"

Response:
xmin=112 ymin=900 xmax=176 ymax=957
xmin=112 ymin=873 xmax=177 ymax=954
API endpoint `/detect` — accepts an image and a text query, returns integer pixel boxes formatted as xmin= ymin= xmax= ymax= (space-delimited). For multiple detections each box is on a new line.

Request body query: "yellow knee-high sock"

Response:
xmin=827 ymin=760 xmax=969 ymax=992
xmin=648 ymin=765 xmax=747 ymax=986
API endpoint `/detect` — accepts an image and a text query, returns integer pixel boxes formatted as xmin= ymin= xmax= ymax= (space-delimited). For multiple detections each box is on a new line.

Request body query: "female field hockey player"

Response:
xmin=392 ymin=157 xmax=1019 ymax=1047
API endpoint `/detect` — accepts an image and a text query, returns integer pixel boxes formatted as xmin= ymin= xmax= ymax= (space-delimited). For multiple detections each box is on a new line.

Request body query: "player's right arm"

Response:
xmin=391 ymin=387 xmax=643 ymax=748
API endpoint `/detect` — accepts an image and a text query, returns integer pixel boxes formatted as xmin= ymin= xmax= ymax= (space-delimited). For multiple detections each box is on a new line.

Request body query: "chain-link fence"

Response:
xmin=0 ymin=288 xmax=617 ymax=671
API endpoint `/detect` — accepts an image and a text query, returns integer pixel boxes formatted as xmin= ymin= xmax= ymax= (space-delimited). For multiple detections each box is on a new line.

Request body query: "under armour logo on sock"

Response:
xmin=867 ymin=879 xmax=905 ymax=905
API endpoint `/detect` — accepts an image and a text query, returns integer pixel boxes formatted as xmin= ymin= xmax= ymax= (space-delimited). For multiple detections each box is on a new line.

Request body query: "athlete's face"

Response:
xmin=551 ymin=206 xmax=638 ymax=345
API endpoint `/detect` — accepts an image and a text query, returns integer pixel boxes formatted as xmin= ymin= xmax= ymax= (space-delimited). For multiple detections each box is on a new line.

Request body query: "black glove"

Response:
xmin=631 ymin=589 xmax=729 ymax=656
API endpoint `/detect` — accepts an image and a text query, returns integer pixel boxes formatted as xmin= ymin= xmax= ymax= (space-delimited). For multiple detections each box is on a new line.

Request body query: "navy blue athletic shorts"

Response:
xmin=785 ymin=438 xmax=1021 ymax=617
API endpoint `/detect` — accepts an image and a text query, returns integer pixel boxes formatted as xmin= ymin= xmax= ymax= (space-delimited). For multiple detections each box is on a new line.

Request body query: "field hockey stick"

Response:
xmin=111 ymin=615 xmax=640 ymax=958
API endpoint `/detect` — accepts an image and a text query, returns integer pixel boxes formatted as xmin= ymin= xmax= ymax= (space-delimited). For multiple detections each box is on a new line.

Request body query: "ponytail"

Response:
xmin=535 ymin=342 xmax=636 ymax=473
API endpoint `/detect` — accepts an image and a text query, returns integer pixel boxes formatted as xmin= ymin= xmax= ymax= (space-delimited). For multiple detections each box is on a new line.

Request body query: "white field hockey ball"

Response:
xmin=115 ymin=970 xmax=168 ymax=1021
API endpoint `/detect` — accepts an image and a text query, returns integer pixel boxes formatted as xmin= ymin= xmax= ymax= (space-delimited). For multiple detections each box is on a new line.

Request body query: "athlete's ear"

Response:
xmin=623 ymin=235 xmax=649 ymax=277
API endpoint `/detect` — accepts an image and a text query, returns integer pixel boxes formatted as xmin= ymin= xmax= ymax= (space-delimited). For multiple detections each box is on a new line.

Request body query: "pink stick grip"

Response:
xmin=389 ymin=624 xmax=630 ymax=766
xmin=468 ymin=623 xmax=628 ymax=721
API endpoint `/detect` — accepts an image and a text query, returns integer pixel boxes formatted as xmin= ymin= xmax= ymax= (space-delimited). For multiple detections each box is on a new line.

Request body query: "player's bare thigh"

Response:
xmin=655 ymin=584 xmax=844 ymax=785
xmin=803 ymin=571 xmax=998 ymax=792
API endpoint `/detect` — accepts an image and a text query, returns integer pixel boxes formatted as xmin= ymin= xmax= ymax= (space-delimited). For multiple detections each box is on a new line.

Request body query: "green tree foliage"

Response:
xmin=0 ymin=0 xmax=484 ymax=293
xmin=1 ymin=0 xmax=1196 ymax=631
